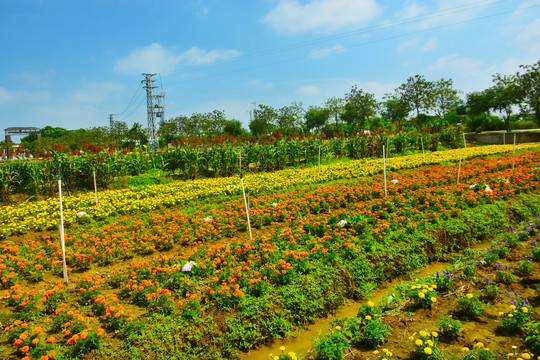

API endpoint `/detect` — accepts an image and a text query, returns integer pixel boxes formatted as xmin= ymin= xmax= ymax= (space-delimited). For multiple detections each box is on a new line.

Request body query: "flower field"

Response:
xmin=1 ymin=145 xmax=540 ymax=360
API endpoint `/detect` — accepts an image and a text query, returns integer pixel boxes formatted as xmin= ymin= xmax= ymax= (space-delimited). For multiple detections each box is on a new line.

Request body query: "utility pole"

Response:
xmin=142 ymin=73 xmax=159 ymax=152
xmin=252 ymin=102 xmax=257 ymax=119
xmin=109 ymin=114 xmax=114 ymax=128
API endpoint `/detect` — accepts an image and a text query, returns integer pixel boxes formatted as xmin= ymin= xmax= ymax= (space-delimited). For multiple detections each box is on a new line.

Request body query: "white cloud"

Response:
xmin=421 ymin=37 xmax=437 ymax=52
xmin=426 ymin=54 xmax=485 ymax=76
xmin=296 ymin=85 xmax=321 ymax=96
xmin=397 ymin=0 xmax=498 ymax=30
xmin=0 ymin=87 xmax=51 ymax=105
xmin=177 ymin=47 xmax=241 ymax=65
xmin=516 ymin=18 xmax=540 ymax=54
xmin=114 ymin=43 xmax=241 ymax=74
xmin=65 ymin=81 xmax=124 ymax=105
xmin=245 ymin=79 xmax=274 ymax=89
xmin=262 ymin=0 xmax=380 ymax=33
xmin=398 ymin=39 xmax=418 ymax=52
xmin=308 ymin=44 xmax=346 ymax=59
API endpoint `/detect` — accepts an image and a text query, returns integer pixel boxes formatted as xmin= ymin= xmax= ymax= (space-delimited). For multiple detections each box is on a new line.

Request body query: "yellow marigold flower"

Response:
xmin=432 ymin=284 xmax=437 ymax=289
xmin=462 ymin=347 xmax=470 ymax=352
xmin=279 ymin=346 xmax=286 ymax=351
xmin=409 ymin=336 xmax=415 ymax=340
xmin=498 ymin=312 xmax=505 ymax=316
xmin=335 ymin=326 xmax=341 ymax=330
xmin=432 ymin=331 xmax=438 ymax=338
xmin=419 ymin=330 xmax=428 ymax=337
xmin=523 ymin=307 xmax=529 ymax=313
xmin=373 ymin=350 xmax=380 ymax=354
xmin=522 ymin=353 xmax=531 ymax=359
xmin=431 ymin=297 xmax=437 ymax=303
xmin=474 ymin=342 xmax=484 ymax=348
xmin=508 ymin=313 xmax=514 ymax=318
xmin=422 ymin=289 xmax=428 ymax=293
xmin=411 ymin=286 xmax=417 ymax=290
xmin=510 ymin=305 xmax=516 ymax=310
xmin=415 ymin=339 xmax=423 ymax=346
xmin=426 ymin=340 xmax=434 ymax=346
xmin=365 ymin=315 xmax=372 ymax=320
xmin=418 ymin=292 xmax=425 ymax=299
xmin=424 ymin=347 xmax=433 ymax=355
xmin=466 ymin=293 xmax=474 ymax=299
xmin=367 ymin=301 xmax=375 ymax=307
xmin=382 ymin=348 xmax=389 ymax=353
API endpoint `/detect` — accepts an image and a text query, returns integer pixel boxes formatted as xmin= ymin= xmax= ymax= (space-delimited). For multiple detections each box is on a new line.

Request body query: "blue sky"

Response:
xmin=1 ymin=0 xmax=539 ymax=137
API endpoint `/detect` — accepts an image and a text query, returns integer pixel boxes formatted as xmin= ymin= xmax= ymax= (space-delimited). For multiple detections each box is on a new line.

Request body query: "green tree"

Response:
xmin=433 ymin=78 xmax=461 ymax=122
xmin=324 ymin=96 xmax=345 ymax=130
xmin=158 ymin=118 xmax=180 ymax=143
xmin=250 ymin=104 xmax=277 ymax=135
xmin=516 ymin=60 xmax=540 ymax=126
xmin=396 ymin=75 xmax=434 ymax=128
xmin=382 ymin=94 xmax=411 ymax=125
xmin=304 ymin=106 xmax=329 ymax=133
xmin=109 ymin=120 xmax=129 ymax=144
xmin=340 ymin=85 xmax=379 ymax=130
xmin=276 ymin=101 xmax=304 ymax=134
xmin=492 ymin=74 xmax=522 ymax=132
xmin=223 ymin=120 xmax=247 ymax=136
xmin=127 ymin=122 xmax=147 ymax=147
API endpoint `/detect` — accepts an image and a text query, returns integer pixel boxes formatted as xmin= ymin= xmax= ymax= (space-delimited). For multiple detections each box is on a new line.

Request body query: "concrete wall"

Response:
xmin=465 ymin=131 xmax=540 ymax=144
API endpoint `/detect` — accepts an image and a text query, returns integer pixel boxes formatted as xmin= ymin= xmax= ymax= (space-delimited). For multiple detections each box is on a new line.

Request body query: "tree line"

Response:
xmin=12 ymin=59 xmax=540 ymax=152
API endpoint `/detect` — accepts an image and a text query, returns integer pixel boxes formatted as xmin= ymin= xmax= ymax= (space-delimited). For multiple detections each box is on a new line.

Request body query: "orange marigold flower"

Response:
xmin=47 ymin=336 xmax=56 ymax=343
xmin=32 ymin=337 xmax=40 ymax=344
xmin=21 ymin=345 xmax=30 ymax=352
xmin=13 ymin=339 xmax=23 ymax=346
xmin=97 ymin=328 xmax=105 ymax=336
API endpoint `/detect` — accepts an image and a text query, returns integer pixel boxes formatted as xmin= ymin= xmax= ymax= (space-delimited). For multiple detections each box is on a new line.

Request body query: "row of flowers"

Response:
xmin=1 ymin=144 xmax=536 ymax=238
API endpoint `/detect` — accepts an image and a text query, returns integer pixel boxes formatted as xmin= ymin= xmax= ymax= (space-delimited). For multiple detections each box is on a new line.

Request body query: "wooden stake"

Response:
xmin=58 ymin=174 xmax=68 ymax=283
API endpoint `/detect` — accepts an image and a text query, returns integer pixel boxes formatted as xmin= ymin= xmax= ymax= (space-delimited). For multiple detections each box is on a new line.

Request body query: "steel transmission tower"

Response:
xmin=142 ymin=73 xmax=159 ymax=152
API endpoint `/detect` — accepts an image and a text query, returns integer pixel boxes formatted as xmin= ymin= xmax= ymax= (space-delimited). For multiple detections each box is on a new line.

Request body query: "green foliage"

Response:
xmin=461 ymin=346 xmax=496 ymax=360
xmin=500 ymin=304 xmax=532 ymax=333
xmin=455 ymin=293 xmax=485 ymax=320
xmin=525 ymin=321 xmax=540 ymax=356
xmin=358 ymin=318 xmax=391 ymax=349
xmin=438 ymin=315 xmax=462 ymax=340
xmin=119 ymin=314 xmax=226 ymax=360
xmin=495 ymin=269 xmax=515 ymax=285
xmin=516 ymin=260 xmax=533 ymax=275
xmin=313 ymin=329 xmax=350 ymax=360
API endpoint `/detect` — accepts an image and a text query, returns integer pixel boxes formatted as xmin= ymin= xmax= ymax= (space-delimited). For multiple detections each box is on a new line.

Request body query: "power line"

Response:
xmin=164 ymin=0 xmax=516 ymax=78
xmin=115 ymin=82 xmax=144 ymax=116
xmin=163 ymin=3 xmax=540 ymax=85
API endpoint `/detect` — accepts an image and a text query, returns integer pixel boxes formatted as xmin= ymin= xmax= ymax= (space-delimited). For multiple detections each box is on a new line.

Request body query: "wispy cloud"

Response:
xmin=0 ymin=87 xmax=51 ymax=105
xmin=308 ymin=44 xmax=346 ymax=59
xmin=296 ymin=85 xmax=321 ymax=96
xmin=421 ymin=37 xmax=438 ymax=52
xmin=245 ymin=79 xmax=274 ymax=89
xmin=396 ymin=0 xmax=498 ymax=30
xmin=516 ymin=18 xmax=540 ymax=54
xmin=262 ymin=0 xmax=380 ymax=34
xmin=114 ymin=43 xmax=241 ymax=74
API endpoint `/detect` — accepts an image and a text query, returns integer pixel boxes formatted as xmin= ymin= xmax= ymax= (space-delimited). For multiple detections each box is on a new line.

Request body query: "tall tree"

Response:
xmin=276 ymin=101 xmax=304 ymax=133
xmin=396 ymin=75 xmax=434 ymax=128
xmin=324 ymin=97 xmax=345 ymax=130
xmin=250 ymin=104 xmax=277 ymax=135
xmin=432 ymin=78 xmax=461 ymax=122
xmin=381 ymin=94 xmax=411 ymax=124
xmin=304 ymin=106 xmax=329 ymax=133
xmin=492 ymin=74 xmax=521 ymax=132
xmin=158 ymin=118 xmax=180 ymax=143
xmin=516 ymin=60 xmax=540 ymax=126
xmin=340 ymin=85 xmax=379 ymax=130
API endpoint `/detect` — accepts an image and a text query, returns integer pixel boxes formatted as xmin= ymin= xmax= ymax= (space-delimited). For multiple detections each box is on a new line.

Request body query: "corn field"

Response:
xmin=0 ymin=128 xmax=462 ymax=201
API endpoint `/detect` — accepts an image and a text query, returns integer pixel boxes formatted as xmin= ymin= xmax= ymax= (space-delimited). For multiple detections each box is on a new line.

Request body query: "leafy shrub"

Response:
xmin=313 ymin=328 xmax=350 ymax=360
xmin=438 ymin=315 xmax=462 ymax=340
xmin=455 ymin=293 xmax=485 ymax=320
